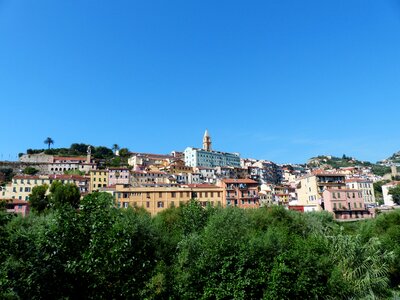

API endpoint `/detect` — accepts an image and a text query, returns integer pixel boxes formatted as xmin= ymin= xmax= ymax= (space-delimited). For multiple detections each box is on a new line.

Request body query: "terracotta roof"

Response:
xmin=54 ymin=156 xmax=87 ymax=161
xmin=222 ymin=179 xmax=258 ymax=184
xmin=4 ymin=199 xmax=29 ymax=205
xmin=14 ymin=174 xmax=88 ymax=181
xmin=324 ymin=188 xmax=361 ymax=192
xmin=346 ymin=178 xmax=372 ymax=183
xmin=184 ymin=184 xmax=219 ymax=188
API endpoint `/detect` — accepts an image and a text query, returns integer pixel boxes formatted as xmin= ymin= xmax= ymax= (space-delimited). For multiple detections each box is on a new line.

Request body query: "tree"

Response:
xmin=44 ymin=137 xmax=54 ymax=149
xmin=93 ymin=146 xmax=114 ymax=159
xmin=50 ymin=181 xmax=81 ymax=209
xmin=389 ymin=185 xmax=400 ymax=205
xmin=23 ymin=166 xmax=39 ymax=175
xmin=29 ymin=184 xmax=49 ymax=213
xmin=0 ymin=168 xmax=14 ymax=183
xmin=112 ymin=144 xmax=120 ymax=155
xmin=118 ymin=147 xmax=130 ymax=158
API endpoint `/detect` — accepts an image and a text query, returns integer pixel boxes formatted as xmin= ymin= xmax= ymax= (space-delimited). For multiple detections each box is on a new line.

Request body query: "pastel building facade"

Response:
xmin=89 ymin=170 xmax=109 ymax=192
xmin=323 ymin=189 xmax=371 ymax=220
xmin=296 ymin=173 xmax=347 ymax=211
xmin=0 ymin=174 xmax=90 ymax=201
xmin=219 ymin=179 xmax=259 ymax=208
xmin=112 ymin=184 xmax=224 ymax=215
xmin=346 ymin=178 xmax=376 ymax=204
xmin=108 ymin=168 xmax=130 ymax=186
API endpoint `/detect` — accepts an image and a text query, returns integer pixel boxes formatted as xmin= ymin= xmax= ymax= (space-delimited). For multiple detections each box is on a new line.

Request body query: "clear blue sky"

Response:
xmin=1 ymin=0 xmax=400 ymax=164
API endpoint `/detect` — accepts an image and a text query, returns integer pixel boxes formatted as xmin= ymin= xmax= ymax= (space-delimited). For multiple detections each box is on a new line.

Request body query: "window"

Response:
xmin=123 ymin=202 xmax=129 ymax=208
xmin=146 ymin=201 xmax=150 ymax=208
xmin=159 ymin=192 xmax=162 ymax=198
xmin=333 ymin=203 xmax=337 ymax=209
xmin=157 ymin=201 xmax=164 ymax=208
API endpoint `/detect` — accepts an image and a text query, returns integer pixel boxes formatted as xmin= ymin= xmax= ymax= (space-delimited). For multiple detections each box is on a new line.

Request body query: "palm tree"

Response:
xmin=112 ymin=144 xmax=120 ymax=155
xmin=44 ymin=137 xmax=54 ymax=149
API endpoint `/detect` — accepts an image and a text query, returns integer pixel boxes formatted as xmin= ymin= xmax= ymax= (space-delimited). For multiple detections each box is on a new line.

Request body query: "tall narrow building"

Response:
xmin=203 ymin=129 xmax=212 ymax=151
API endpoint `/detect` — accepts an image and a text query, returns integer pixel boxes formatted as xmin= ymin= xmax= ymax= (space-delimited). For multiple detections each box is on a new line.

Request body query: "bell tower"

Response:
xmin=203 ymin=129 xmax=212 ymax=151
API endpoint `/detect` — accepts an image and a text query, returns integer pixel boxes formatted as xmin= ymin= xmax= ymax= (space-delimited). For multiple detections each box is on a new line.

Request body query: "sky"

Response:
xmin=1 ymin=0 xmax=400 ymax=164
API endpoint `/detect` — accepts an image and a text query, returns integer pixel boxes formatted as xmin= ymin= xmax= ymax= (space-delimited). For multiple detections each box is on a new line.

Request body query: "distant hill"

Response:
xmin=378 ymin=151 xmax=400 ymax=165
xmin=307 ymin=155 xmax=390 ymax=176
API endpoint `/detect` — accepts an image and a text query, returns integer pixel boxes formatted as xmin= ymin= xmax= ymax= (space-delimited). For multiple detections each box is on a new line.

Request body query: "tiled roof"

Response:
xmin=222 ymin=178 xmax=258 ymax=184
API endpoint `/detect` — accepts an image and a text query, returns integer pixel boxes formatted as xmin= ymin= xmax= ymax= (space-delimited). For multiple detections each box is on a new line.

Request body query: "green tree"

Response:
xmin=50 ymin=181 xmax=81 ymax=209
xmin=93 ymin=146 xmax=114 ymax=159
xmin=23 ymin=166 xmax=39 ymax=175
xmin=389 ymin=185 xmax=400 ymax=205
xmin=29 ymin=184 xmax=49 ymax=213
xmin=118 ymin=147 xmax=130 ymax=157
xmin=69 ymin=143 xmax=90 ymax=155
xmin=112 ymin=144 xmax=120 ymax=154
xmin=44 ymin=137 xmax=54 ymax=149
xmin=0 ymin=168 xmax=14 ymax=183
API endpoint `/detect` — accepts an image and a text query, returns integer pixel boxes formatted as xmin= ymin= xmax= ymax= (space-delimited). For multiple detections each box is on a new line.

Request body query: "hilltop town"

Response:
xmin=1 ymin=130 xmax=399 ymax=219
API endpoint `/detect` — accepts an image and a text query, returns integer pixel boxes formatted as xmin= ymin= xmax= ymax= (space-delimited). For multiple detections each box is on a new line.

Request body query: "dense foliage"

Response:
xmin=1 ymin=195 xmax=400 ymax=299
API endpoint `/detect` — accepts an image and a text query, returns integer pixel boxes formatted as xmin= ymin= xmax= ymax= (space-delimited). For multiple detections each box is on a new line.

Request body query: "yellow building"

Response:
xmin=112 ymin=184 xmax=224 ymax=215
xmin=296 ymin=173 xmax=346 ymax=210
xmin=0 ymin=174 xmax=89 ymax=201
xmin=89 ymin=170 xmax=109 ymax=192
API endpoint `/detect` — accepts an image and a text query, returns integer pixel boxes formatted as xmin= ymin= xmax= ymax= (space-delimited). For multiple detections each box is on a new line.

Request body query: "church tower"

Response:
xmin=203 ymin=129 xmax=212 ymax=151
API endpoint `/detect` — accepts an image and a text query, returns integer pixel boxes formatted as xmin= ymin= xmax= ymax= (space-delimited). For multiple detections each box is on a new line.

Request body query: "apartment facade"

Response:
xmin=0 ymin=174 xmax=89 ymax=201
xmin=346 ymin=178 xmax=376 ymax=204
xmin=296 ymin=173 xmax=346 ymax=210
xmin=113 ymin=184 xmax=224 ymax=215
xmin=219 ymin=178 xmax=259 ymax=208
xmin=89 ymin=169 xmax=109 ymax=192
xmin=323 ymin=189 xmax=371 ymax=220
xmin=108 ymin=168 xmax=130 ymax=186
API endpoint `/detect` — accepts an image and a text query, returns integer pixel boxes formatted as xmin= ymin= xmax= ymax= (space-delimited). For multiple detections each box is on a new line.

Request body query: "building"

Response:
xmin=89 ymin=169 xmax=109 ymax=192
xmin=0 ymin=174 xmax=90 ymax=201
xmin=382 ymin=181 xmax=400 ymax=206
xmin=323 ymin=189 xmax=372 ymax=220
xmin=184 ymin=130 xmax=241 ymax=168
xmin=112 ymin=184 xmax=224 ymax=215
xmin=130 ymin=170 xmax=170 ymax=187
xmin=108 ymin=167 xmax=130 ymax=186
xmin=4 ymin=199 xmax=30 ymax=216
xmin=128 ymin=152 xmax=174 ymax=169
xmin=242 ymin=159 xmax=283 ymax=184
xmin=296 ymin=172 xmax=347 ymax=211
xmin=219 ymin=178 xmax=259 ymax=208
xmin=346 ymin=178 xmax=376 ymax=205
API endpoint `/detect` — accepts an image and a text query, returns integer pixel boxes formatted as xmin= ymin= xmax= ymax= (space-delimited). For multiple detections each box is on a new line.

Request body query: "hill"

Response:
xmin=307 ymin=155 xmax=390 ymax=176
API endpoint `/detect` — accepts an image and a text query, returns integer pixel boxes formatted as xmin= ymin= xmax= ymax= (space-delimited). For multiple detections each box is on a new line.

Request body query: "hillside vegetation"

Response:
xmin=1 ymin=194 xmax=400 ymax=299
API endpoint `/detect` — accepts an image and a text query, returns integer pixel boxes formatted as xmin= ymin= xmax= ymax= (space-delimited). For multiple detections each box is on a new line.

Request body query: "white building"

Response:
xmin=382 ymin=181 xmax=400 ymax=206
xmin=184 ymin=130 xmax=240 ymax=168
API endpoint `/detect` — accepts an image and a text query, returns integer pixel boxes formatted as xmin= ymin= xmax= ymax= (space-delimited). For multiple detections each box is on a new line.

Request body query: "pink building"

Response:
xmin=323 ymin=189 xmax=372 ymax=220
xmin=5 ymin=199 xmax=30 ymax=216
xmin=108 ymin=167 xmax=130 ymax=186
